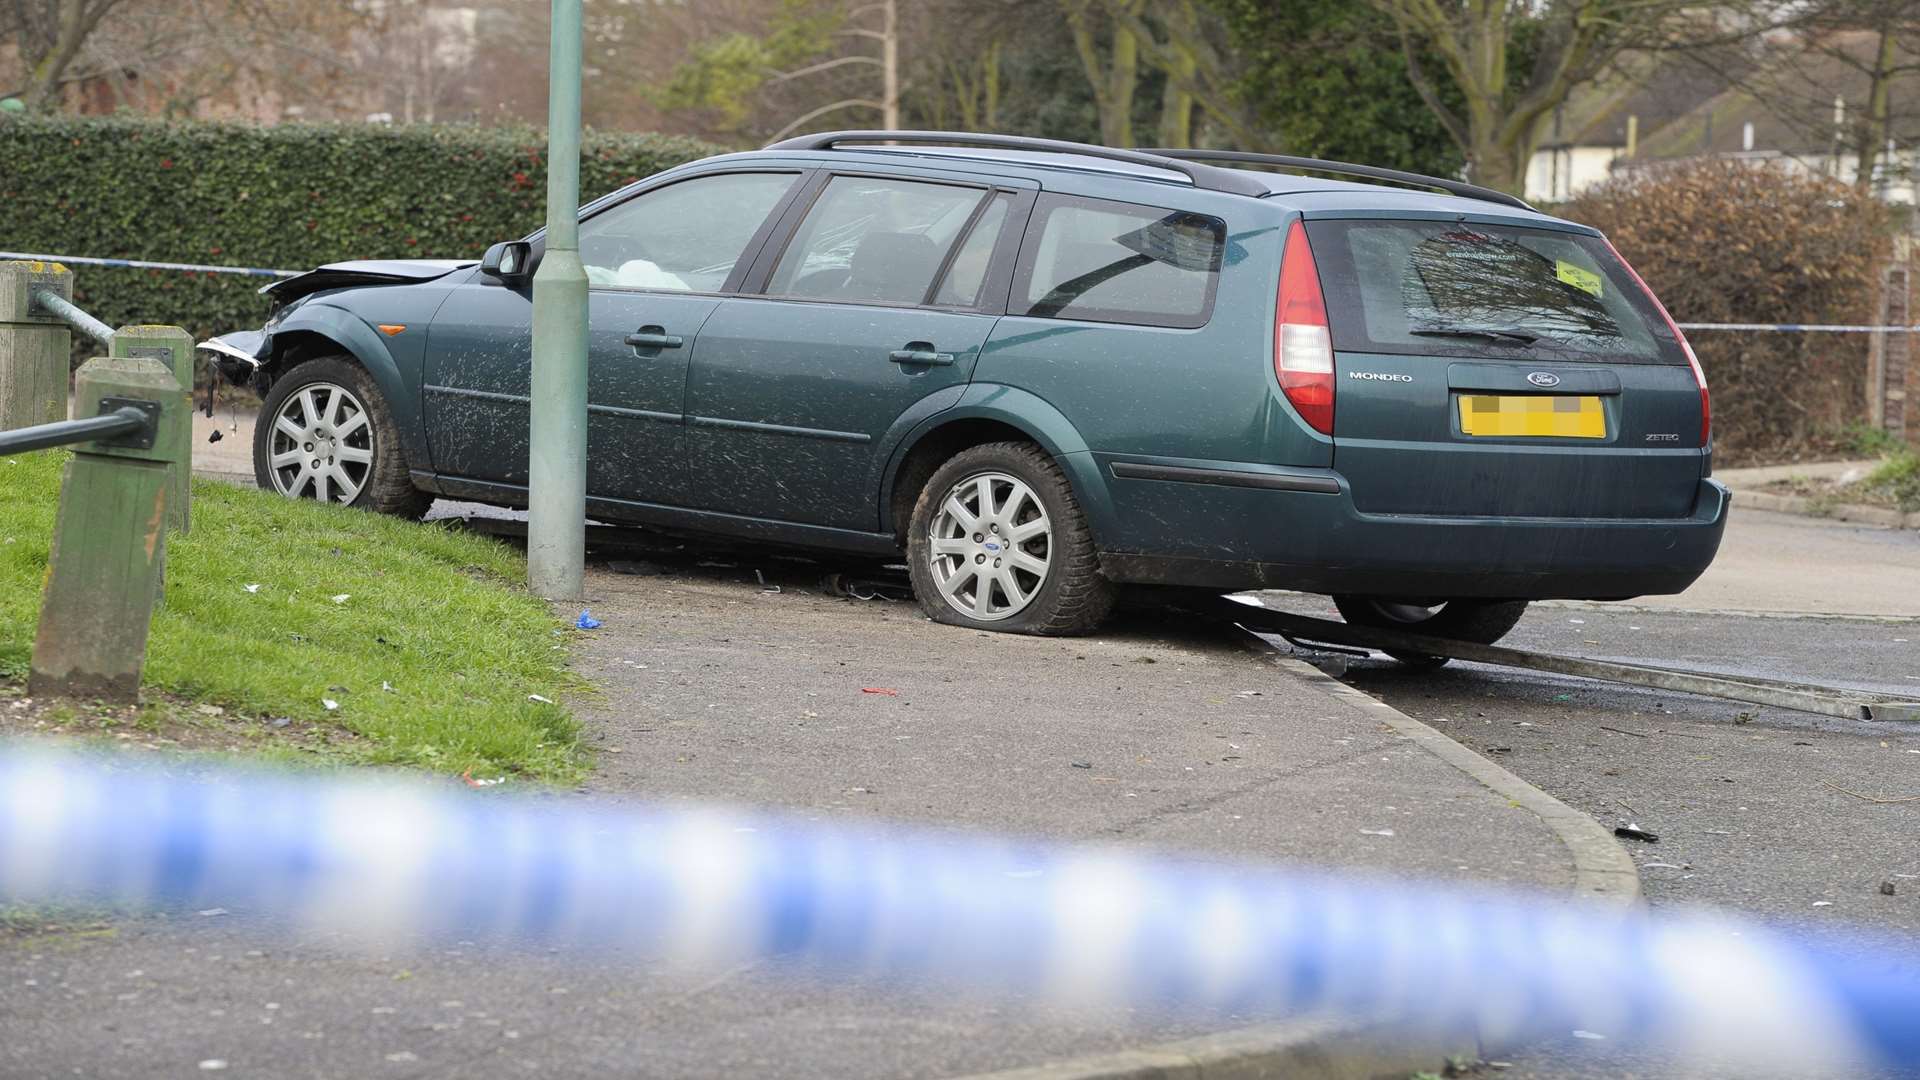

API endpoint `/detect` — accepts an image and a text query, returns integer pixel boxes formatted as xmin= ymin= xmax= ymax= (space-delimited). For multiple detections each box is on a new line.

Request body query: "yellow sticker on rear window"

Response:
xmin=1556 ymin=260 xmax=1603 ymax=298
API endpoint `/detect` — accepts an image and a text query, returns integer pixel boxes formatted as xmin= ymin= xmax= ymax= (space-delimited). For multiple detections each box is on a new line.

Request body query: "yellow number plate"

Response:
xmin=1458 ymin=394 xmax=1607 ymax=439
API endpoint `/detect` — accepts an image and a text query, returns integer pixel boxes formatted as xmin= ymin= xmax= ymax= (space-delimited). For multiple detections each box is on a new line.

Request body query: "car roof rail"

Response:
xmin=763 ymin=130 xmax=1273 ymax=198
xmin=1140 ymin=149 xmax=1535 ymax=211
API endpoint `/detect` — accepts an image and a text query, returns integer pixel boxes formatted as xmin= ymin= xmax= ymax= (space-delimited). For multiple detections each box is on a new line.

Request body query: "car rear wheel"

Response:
xmin=906 ymin=442 xmax=1116 ymax=635
xmin=1331 ymin=597 xmax=1529 ymax=668
xmin=254 ymin=356 xmax=430 ymax=518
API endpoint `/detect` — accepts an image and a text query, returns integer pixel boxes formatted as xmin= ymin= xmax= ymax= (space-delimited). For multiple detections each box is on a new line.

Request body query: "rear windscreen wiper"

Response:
xmin=1410 ymin=325 xmax=1542 ymax=344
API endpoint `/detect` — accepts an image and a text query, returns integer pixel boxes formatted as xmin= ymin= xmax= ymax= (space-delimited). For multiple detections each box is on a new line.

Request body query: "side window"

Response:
xmin=932 ymin=193 xmax=1013 ymax=308
xmin=766 ymin=175 xmax=987 ymax=305
xmin=1012 ymin=195 xmax=1225 ymax=328
xmin=579 ymin=172 xmax=798 ymax=293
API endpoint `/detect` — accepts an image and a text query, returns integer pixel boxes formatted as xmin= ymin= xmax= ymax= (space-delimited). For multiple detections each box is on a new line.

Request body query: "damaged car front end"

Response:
xmin=197 ymin=258 xmax=475 ymax=393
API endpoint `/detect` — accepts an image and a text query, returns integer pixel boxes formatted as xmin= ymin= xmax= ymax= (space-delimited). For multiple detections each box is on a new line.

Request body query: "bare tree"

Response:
xmin=3 ymin=0 xmax=134 ymax=109
xmin=1062 ymin=0 xmax=1141 ymax=146
xmin=1102 ymin=0 xmax=1269 ymax=149
xmin=1364 ymin=0 xmax=1776 ymax=194
xmin=650 ymin=0 xmax=904 ymax=142
xmin=1716 ymin=1 xmax=1920 ymax=194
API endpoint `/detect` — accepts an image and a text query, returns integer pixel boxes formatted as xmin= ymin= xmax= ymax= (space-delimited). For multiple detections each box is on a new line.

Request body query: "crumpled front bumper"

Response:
xmin=196 ymin=329 xmax=269 ymax=384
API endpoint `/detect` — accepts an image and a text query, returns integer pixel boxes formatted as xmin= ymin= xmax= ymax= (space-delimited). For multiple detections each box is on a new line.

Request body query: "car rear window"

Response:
xmin=1012 ymin=194 xmax=1224 ymax=328
xmin=1303 ymin=218 xmax=1686 ymax=364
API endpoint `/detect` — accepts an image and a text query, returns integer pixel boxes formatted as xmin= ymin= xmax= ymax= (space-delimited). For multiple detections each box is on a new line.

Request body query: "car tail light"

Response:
xmin=1276 ymin=219 xmax=1334 ymax=435
xmin=1606 ymin=239 xmax=1710 ymax=446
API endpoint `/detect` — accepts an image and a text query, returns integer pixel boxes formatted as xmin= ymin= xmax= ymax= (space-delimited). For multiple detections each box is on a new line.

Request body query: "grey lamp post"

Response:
xmin=527 ymin=0 xmax=588 ymax=600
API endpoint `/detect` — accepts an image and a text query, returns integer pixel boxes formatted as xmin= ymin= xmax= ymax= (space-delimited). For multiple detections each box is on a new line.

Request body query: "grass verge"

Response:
xmin=1861 ymin=449 xmax=1919 ymax=512
xmin=1 ymin=450 xmax=583 ymax=780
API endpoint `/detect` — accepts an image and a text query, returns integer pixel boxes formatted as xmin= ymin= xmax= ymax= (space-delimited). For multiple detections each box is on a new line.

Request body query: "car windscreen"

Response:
xmin=1303 ymin=218 xmax=1686 ymax=365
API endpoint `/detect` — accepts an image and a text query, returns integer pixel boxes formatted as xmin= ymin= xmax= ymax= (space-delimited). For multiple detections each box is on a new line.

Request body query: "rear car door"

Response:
xmin=422 ymin=170 xmax=806 ymax=506
xmin=1301 ymin=215 xmax=1709 ymax=520
xmin=684 ymin=170 xmax=1032 ymax=530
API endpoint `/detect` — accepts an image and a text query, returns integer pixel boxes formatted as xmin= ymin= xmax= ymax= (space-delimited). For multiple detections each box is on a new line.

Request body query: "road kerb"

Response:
xmin=945 ymin=635 xmax=1641 ymax=1080
xmin=1735 ymin=490 xmax=1912 ymax=530
xmin=1247 ymin=642 xmax=1643 ymax=909
xmin=948 ymin=1013 xmax=1475 ymax=1080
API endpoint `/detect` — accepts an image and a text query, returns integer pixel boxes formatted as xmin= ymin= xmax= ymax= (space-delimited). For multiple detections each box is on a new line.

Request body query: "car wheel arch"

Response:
xmin=254 ymin=309 xmax=429 ymax=470
xmin=880 ymin=391 xmax=1111 ymax=548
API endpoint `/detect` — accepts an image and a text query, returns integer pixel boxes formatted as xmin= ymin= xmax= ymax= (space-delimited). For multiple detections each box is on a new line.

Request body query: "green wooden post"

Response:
xmin=110 ymin=324 xmax=195 ymax=533
xmin=0 ymin=261 xmax=73 ymax=431
xmin=28 ymin=356 xmax=188 ymax=703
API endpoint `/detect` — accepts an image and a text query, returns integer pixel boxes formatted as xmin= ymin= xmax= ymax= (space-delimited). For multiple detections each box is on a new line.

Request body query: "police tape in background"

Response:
xmin=0 ymin=749 xmax=1915 ymax=1073
xmin=1678 ymin=323 xmax=1920 ymax=333
xmin=0 ymin=252 xmax=299 ymax=279
xmin=2 ymin=250 xmax=1918 ymax=333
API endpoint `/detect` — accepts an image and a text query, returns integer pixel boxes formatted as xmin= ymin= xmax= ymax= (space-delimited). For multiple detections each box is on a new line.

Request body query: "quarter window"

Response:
xmin=579 ymin=171 xmax=798 ymax=293
xmin=767 ymin=175 xmax=988 ymax=305
xmin=1013 ymin=195 xmax=1224 ymax=328
xmin=932 ymin=193 xmax=1014 ymax=308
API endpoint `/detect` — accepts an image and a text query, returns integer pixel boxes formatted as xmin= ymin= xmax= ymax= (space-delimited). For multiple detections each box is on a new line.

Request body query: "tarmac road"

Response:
xmin=1258 ymin=510 xmax=1920 ymax=1078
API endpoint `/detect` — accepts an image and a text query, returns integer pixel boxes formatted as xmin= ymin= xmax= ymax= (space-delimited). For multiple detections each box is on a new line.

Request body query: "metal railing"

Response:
xmin=0 ymin=403 xmax=155 ymax=457
xmin=28 ymin=283 xmax=114 ymax=347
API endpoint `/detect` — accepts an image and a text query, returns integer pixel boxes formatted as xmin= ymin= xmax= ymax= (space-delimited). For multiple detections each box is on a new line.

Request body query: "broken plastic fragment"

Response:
xmin=321 ymin=698 xmax=339 ymax=711
xmin=331 ymin=594 xmax=350 ymax=604
xmin=527 ymin=694 xmax=554 ymax=705
xmin=243 ymin=584 xmax=261 ymax=593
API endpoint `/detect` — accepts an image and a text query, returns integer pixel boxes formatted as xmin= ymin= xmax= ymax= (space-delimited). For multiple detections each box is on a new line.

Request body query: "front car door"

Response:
xmin=421 ymin=169 xmax=807 ymax=507
xmin=685 ymin=169 xmax=1034 ymax=530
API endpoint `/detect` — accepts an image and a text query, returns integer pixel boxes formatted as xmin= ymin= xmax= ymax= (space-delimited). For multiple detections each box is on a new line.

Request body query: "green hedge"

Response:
xmin=0 ymin=116 xmax=722 ymax=348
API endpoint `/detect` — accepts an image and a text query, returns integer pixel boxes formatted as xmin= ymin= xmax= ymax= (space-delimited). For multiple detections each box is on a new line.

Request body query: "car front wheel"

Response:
xmin=906 ymin=442 xmax=1116 ymax=635
xmin=253 ymin=356 xmax=429 ymax=517
xmin=1331 ymin=597 xmax=1529 ymax=668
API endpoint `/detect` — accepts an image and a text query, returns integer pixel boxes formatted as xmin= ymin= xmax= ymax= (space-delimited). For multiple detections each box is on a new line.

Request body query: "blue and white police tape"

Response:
xmin=0 ymin=251 xmax=300 ymax=278
xmin=1678 ymin=322 xmax=1920 ymax=333
xmin=1 ymin=748 xmax=1915 ymax=1072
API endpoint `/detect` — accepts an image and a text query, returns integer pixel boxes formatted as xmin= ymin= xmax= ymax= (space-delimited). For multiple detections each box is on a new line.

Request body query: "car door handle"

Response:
xmin=888 ymin=345 xmax=954 ymax=367
xmin=624 ymin=327 xmax=684 ymax=351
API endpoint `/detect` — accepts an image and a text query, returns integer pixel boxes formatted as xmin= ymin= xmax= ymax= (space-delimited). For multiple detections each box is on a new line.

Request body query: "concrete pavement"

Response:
xmin=1 ymin=555 xmax=1614 ymax=1079
xmin=1553 ymin=506 xmax=1919 ymax=619
xmin=1259 ymin=500 xmax=1920 ymax=1078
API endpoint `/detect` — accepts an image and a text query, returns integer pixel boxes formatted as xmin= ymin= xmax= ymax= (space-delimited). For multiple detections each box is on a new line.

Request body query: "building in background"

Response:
xmin=1525 ymin=31 xmax=1919 ymax=206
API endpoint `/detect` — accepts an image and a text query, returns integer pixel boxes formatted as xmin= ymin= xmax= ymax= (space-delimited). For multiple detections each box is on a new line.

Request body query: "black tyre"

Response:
xmin=1331 ymin=596 xmax=1530 ymax=668
xmin=254 ymin=356 xmax=430 ymax=518
xmin=906 ymin=441 xmax=1117 ymax=635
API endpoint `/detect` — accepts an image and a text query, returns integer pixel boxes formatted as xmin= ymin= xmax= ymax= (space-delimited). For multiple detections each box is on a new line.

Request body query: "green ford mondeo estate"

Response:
xmin=201 ymin=131 xmax=1725 ymax=651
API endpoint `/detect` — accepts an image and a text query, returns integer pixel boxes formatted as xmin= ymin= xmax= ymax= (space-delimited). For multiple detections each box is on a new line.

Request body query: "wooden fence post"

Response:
xmin=27 ymin=356 xmax=189 ymax=703
xmin=110 ymin=325 xmax=196 ymax=533
xmin=0 ymin=260 xmax=72 ymax=431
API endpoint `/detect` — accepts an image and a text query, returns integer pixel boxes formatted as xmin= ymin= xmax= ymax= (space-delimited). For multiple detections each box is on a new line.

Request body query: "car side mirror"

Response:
xmin=479 ymin=241 xmax=533 ymax=285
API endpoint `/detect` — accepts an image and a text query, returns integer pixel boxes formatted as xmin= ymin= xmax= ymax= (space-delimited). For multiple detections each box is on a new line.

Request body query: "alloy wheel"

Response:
xmin=266 ymin=382 xmax=375 ymax=504
xmin=926 ymin=471 xmax=1052 ymax=621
